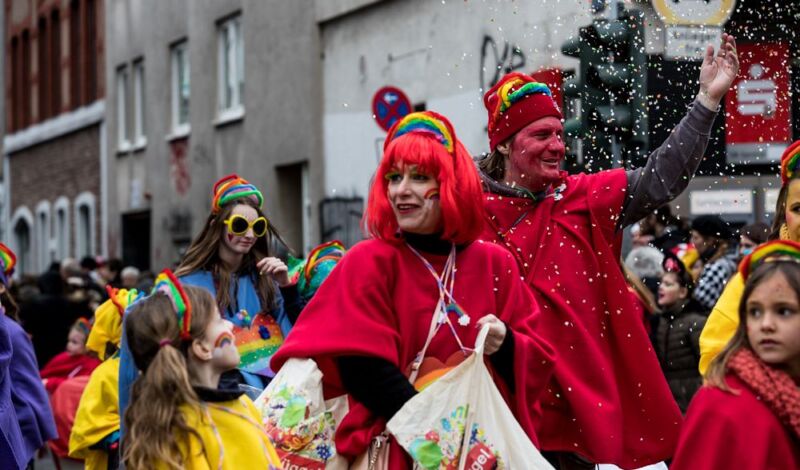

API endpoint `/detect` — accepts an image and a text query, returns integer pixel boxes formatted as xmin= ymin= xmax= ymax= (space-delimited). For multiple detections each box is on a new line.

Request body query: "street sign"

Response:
xmin=652 ymin=0 xmax=737 ymax=26
xmin=690 ymin=189 xmax=753 ymax=215
xmin=372 ymin=86 xmax=412 ymax=132
xmin=665 ymin=25 xmax=722 ymax=61
xmin=725 ymin=43 xmax=792 ymax=165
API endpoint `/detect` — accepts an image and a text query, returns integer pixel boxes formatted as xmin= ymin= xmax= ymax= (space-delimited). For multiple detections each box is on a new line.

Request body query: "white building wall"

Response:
xmin=321 ymin=0 xmax=593 ymax=200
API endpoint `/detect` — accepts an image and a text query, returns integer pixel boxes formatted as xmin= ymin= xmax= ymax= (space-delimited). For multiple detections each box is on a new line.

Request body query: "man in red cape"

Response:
xmin=477 ymin=35 xmax=739 ymax=467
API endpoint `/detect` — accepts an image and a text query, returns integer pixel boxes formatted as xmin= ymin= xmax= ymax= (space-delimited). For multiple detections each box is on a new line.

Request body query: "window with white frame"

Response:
xmin=133 ymin=59 xmax=146 ymax=147
xmin=74 ymin=193 xmax=96 ymax=258
xmin=35 ymin=201 xmax=52 ymax=272
xmin=11 ymin=207 xmax=33 ymax=277
xmin=116 ymin=65 xmax=131 ymax=150
xmin=171 ymin=40 xmax=190 ymax=134
xmin=54 ymin=197 xmax=70 ymax=261
xmin=217 ymin=15 xmax=243 ymax=119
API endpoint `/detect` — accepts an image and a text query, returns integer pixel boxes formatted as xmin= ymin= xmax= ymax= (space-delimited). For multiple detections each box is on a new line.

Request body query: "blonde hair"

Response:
xmin=175 ymin=200 xmax=287 ymax=315
xmin=122 ymin=286 xmax=216 ymax=470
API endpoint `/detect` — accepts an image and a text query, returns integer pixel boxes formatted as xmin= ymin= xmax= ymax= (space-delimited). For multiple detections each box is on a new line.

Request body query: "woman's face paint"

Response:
xmin=386 ymin=164 xmax=443 ymax=235
xmin=424 ymin=189 xmax=440 ymax=200
xmin=204 ymin=307 xmax=240 ymax=368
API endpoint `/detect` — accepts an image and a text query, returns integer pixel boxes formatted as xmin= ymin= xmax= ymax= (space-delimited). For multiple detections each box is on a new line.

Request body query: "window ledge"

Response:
xmin=214 ymin=106 xmax=245 ymax=127
xmin=132 ymin=137 xmax=147 ymax=151
xmin=117 ymin=141 xmax=133 ymax=154
xmin=166 ymin=125 xmax=191 ymax=141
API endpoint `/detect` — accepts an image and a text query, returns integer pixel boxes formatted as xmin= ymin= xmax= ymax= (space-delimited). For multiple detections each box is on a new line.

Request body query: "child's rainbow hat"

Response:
xmin=739 ymin=239 xmax=800 ymax=281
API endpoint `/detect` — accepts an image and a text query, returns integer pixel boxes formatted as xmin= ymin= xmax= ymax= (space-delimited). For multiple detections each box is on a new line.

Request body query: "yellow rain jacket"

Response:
xmin=70 ymin=288 xmax=138 ymax=469
xmin=68 ymin=357 xmax=120 ymax=470
xmin=157 ymin=395 xmax=282 ymax=470
xmin=698 ymin=272 xmax=744 ymax=375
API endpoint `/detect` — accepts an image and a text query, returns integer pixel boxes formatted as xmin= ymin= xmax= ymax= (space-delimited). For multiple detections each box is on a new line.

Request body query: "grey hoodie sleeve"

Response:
xmin=618 ymin=100 xmax=718 ymax=230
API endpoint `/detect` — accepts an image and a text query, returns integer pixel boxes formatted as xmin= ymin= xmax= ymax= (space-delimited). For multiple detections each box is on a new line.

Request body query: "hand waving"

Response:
xmin=697 ymin=33 xmax=739 ymax=109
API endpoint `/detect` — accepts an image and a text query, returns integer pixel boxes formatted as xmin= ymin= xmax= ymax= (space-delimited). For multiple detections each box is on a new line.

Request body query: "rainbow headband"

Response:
xmin=385 ymin=111 xmax=456 ymax=155
xmin=739 ymin=240 xmax=800 ymax=281
xmin=211 ymin=174 xmax=264 ymax=214
xmin=780 ymin=140 xmax=800 ymax=185
xmin=303 ymin=240 xmax=345 ymax=283
xmin=0 ymin=242 xmax=16 ymax=286
xmin=493 ymin=78 xmax=552 ymax=118
xmin=153 ymin=269 xmax=193 ymax=340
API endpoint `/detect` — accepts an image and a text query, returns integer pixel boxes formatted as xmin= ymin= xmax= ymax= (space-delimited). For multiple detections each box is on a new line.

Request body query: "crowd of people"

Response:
xmin=0 ymin=33 xmax=798 ymax=470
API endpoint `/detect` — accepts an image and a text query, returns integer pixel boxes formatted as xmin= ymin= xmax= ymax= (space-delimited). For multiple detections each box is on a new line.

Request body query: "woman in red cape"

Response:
xmin=672 ymin=240 xmax=800 ymax=469
xmin=271 ymin=111 xmax=555 ymax=469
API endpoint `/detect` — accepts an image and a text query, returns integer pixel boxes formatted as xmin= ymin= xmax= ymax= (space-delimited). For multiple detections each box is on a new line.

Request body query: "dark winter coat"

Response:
xmin=654 ymin=305 xmax=707 ymax=413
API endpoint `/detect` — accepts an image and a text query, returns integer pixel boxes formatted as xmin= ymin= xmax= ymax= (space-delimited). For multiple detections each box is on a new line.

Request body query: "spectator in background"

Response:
xmin=737 ymin=222 xmax=769 ymax=260
xmin=625 ymin=245 xmax=664 ymax=300
xmin=690 ymin=215 xmax=737 ymax=312
xmin=654 ymin=253 xmax=706 ymax=413
xmin=120 ymin=267 xmax=140 ymax=290
xmin=99 ymin=258 xmax=123 ymax=288
xmin=639 ymin=204 xmax=690 ymax=254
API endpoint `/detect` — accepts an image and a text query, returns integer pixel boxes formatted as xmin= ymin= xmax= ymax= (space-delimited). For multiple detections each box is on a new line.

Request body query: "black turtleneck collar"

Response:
xmin=193 ymin=381 xmax=244 ymax=403
xmin=403 ymin=232 xmax=468 ymax=255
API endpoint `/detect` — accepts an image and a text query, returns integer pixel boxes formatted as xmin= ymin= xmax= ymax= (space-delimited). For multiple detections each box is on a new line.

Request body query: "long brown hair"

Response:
xmin=122 ymin=285 xmax=216 ymax=470
xmin=769 ymin=177 xmax=800 ymax=241
xmin=0 ymin=289 xmax=20 ymax=322
xmin=175 ymin=200 xmax=288 ymax=315
xmin=705 ymin=261 xmax=800 ymax=392
xmin=477 ymin=149 xmax=506 ymax=181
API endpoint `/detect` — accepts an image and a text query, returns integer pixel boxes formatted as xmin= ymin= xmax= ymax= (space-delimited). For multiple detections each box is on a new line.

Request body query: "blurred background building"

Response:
xmin=2 ymin=0 xmax=798 ymax=277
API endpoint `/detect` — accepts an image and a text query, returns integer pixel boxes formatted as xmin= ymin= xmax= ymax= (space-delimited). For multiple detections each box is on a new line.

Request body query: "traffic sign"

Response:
xmin=372 ymin=86 xmax=412 ymax=132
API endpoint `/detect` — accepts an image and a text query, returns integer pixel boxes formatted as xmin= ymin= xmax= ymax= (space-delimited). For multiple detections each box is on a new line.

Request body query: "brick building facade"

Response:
xmin=3 ymin=0 xmax=106 ymax=276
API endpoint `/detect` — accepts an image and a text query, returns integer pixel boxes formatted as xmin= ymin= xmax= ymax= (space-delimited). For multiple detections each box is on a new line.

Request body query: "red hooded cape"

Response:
xmin=40 ymin=351 xmax=101 ymax=395
xmin=272 ymin=239 xmax=555 ymax=468
xmin=671 ymin=375 xmax=800 ymax=469
xmin=481 ymin=169 xmax=682 ymax=467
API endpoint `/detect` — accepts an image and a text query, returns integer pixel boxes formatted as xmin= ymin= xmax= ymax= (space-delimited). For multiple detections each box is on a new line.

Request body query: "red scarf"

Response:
xmin=728 ymin=348 xmax=800 ymax=440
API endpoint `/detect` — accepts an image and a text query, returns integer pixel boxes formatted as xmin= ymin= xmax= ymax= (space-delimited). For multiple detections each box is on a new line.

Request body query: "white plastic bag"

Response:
xmin=255 ymin=358 xmax=348 ymax=469
xmin=387 ymin=325 xmax=554 ymax=470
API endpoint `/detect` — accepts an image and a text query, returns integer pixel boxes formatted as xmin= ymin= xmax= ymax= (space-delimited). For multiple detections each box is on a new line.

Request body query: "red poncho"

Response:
xmin=671 ymin=375 xmax=800 ymax=469
xmin=40 ymin=351 xmax=101 ymax=395
xmin=272 ymin=239 xmax=555 ymax=468
xmin=481 ymin=169 xmax=682 ymax=467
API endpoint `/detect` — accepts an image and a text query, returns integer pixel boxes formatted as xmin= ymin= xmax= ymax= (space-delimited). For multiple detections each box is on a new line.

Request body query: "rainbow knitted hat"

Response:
xmin=0 ymin=243 xmax=16 ymax=287
xmin=385 ymin=111 xmax=457 ymax=155
xmin=739 ymin=240 xmax=800 ymax=281
xmin=484 ymin=72 xmax=562 ymax=150
xmin=211 ymin=174 xmax=264 ymax=214
xmin=780 ymin=140 xmax=800 ymax=185
xmin=153 ymin=269 xmax=193 ymax=340
xmin=72 ymin=317 xmax=92 ymax=338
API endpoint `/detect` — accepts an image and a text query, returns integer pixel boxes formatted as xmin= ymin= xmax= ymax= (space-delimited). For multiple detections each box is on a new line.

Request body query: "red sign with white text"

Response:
xmin=725 ymin=43 xmax=792 ymax=164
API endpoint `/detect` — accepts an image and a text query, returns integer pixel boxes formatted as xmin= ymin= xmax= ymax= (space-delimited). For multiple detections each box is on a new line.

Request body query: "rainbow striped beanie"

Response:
xmin=739 ymin=240 xmax=800 ymax=281
xmin=780 ymin=140 xmax=800 ymax=185
xmin=153 ymin=269 xmax=193 ymax=340
xmin=211 ymin=174 xmax=264 ymax=214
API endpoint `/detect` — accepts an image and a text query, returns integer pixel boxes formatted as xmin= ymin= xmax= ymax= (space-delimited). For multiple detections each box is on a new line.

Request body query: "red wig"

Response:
xmin=364 ymin=131 xmax=485 ymax=245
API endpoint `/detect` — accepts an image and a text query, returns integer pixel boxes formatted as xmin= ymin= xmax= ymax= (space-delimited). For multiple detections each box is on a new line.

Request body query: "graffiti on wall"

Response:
xmin=169 ymin=139 xmax=191 ymax=196
xmin=480 ymin=34 xmax=526 ymax=93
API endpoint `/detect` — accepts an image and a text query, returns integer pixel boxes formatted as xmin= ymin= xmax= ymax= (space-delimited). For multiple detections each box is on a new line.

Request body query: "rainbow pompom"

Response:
xmin=739 ymin=240 xmax=800 ymax=281
xmin=385 ymin=111 xmax=456 ymax=155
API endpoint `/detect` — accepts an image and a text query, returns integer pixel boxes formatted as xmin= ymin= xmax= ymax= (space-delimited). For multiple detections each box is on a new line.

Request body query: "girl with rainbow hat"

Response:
xmin=271 ymin=111 xmax=555 ymax=468
xmin=175 ymin=174 xmax=304 ymax=389
xmin=672 ymin=239 xmax=800 ymax=468
xmin=700 ymin=139 xmax=800 ymax=374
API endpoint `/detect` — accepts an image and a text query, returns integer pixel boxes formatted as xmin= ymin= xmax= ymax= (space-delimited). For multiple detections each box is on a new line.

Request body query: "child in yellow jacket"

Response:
xmin=122 ymin=271 xmax=281 ymax=470
xmin=70 ymin=288 xmax=140 ymax=470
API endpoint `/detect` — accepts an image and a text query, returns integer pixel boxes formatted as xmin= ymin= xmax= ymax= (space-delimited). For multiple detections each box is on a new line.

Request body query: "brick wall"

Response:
xmin=8 ymin=124 xmax=101 ymax=260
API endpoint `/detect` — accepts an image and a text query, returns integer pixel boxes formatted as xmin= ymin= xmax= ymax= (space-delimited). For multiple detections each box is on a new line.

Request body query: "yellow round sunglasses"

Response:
xmin=223 ymin=215 xmax=269 ymax=237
